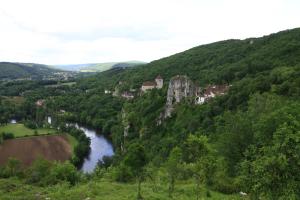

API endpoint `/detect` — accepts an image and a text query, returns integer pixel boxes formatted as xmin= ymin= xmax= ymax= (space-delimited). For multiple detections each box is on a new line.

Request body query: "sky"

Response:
xmin=0 ymin=0 xmax=299 ymax=65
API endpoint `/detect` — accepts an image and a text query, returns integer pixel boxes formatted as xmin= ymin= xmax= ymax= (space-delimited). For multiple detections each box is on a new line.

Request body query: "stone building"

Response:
xmin=155 ymin=75 xmax=163 ymax=89
xmin=141 ymin=81 xmax=157 ymax=91
xmin=141 ymin=75 xmax=164 ymax=92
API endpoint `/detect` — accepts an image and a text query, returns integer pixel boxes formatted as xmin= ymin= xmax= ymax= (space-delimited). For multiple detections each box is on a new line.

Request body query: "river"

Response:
xmin=11 ymin=118 xmax=114 ymax=173
xmin=74 ymin=124 xmax=114 ymax=173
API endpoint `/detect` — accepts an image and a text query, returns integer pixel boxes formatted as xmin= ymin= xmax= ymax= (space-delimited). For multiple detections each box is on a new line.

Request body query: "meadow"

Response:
xmin=0 ymin=123 xmax=57 ymax=137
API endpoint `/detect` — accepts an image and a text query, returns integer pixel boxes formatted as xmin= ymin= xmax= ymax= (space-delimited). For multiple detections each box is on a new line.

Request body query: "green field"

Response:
xmin=0 ymin=123 xmax=56 ymax=137
xmin=0 ymin=178 xmax=244 ymax=200
xmin=45 ymin=82 xmax=76 ymax=88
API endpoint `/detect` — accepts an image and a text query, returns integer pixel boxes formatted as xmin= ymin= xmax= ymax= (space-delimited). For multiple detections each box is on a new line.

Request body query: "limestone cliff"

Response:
xmin=158 ymin=75 xmax=198 ymax=124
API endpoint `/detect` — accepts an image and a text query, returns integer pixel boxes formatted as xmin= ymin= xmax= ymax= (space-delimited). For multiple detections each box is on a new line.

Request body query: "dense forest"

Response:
xmin=0 ymin=28 xmax=300 ymax=199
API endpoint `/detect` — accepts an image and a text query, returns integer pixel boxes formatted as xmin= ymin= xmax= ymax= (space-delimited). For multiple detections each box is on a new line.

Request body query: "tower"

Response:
xmin=155 ymin=75 xmax=163 ymax=89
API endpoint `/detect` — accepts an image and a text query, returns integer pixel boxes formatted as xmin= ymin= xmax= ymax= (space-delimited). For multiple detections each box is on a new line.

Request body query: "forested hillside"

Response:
xmin=0 ymin=62 xmax=63 ymax=80
xmin=0 ymin=28 xmax=300 ymax=199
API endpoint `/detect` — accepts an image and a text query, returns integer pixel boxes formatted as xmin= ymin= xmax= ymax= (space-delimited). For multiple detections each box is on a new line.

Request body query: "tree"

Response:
xmin=49 ymin=161 xmax=79 ymax=185
xmin=165 ymin=146 xmax=182 ymax=198
xmin=183 ymin=135 xmax=215 ymax=200
xmin=27 ymin=158 xmax=52 ymax=185
xmin=240 ymin=119 xmax=300 ymax=199
xmin=124 ymin=143 xmax=147 ymax=200
xmin=3 ymin=158 xmax=22 ymax=178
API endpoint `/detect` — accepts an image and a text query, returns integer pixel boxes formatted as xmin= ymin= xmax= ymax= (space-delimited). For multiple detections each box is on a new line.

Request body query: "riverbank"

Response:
xmin=69 ymin=123 xmax=114 ymax=173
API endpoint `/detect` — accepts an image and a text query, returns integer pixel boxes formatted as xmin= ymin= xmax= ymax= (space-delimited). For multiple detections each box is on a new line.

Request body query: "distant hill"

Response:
xmin=0 ymin=62 xmax=63 ymax=80
xmin=55 ymin=61 xmax=146 ymax=72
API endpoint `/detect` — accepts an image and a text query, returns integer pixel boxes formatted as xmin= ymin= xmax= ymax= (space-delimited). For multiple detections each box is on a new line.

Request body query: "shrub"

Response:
xmin=1 ymin=158 xmax=23 ymax=178
xmin=24 ymin=121 xmax=37 ymax=129
xmin=113 ymin=163 xmax=133 ymax=182
xmin=1 ymin=132 xmax=15 ymax=140
xmin=97 ymin=156 xmax=113 ymax=169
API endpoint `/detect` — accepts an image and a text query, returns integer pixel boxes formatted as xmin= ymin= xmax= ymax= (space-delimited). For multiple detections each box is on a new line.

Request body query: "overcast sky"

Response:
xmin=0 ymin=0 xmax=299 ymax=65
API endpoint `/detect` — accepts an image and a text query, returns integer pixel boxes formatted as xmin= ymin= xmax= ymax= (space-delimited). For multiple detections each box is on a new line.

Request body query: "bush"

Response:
xmin=1 ymin=132 xmax=15 ymax=140
xmin=48 ymin=161 xmax=79 ymax=185
xmin=212 ymin=176 xmax=240 ymax=194
xmin=113 ymin=163 xmax=134 ymax=182
xmin=26 ymin=158 xmax=52 ymax=185
xmin=97 ymin=156 xmax=113 ymax=169
xmin=26 ymin=159 xmax=79 ymax=186
xmin=0 ymin=158 xmax=23 ymax=178
xmin=24 ymin=121 xmax=37 ymax=129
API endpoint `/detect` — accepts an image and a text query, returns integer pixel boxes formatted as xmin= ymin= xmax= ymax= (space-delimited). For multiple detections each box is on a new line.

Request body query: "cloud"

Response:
xmin=0 ymin=0 xmax=299 ymax=64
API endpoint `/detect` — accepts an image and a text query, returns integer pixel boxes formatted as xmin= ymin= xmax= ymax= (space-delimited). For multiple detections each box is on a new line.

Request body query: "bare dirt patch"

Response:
xmin=0 ymin=135 xmax=72 ymax=166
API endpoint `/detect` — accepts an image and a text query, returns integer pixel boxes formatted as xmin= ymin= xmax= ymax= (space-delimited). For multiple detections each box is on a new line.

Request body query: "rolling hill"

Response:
xmin=55 ymin=61 xmax=146 ymax=72
xmin=0 ymin=62 xmax=62 ymax=80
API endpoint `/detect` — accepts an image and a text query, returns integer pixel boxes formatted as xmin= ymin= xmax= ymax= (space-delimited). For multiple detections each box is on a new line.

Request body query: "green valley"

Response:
xmin=0 ymin=28 xmax=299 ymax=200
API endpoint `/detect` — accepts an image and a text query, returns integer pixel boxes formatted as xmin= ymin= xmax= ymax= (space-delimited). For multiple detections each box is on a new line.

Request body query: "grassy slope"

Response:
xmin=67 ymin=134 xmax=78 ymax=152
xmin=0 ymin=124 xmax=56 ymax=137
xmin=0 ymin=178 xmax=244 ymax=200
xmin=81 ymin=61 xmax=145 ymax=72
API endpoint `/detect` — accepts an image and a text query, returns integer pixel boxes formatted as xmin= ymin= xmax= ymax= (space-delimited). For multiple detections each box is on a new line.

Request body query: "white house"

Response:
xmin=195 ymin=96 xmax=205 ymax=105
xmin=121 ymin=91 xmax=135 ymax=99
xmin=104 ymin=90 xmax=112 ymax=94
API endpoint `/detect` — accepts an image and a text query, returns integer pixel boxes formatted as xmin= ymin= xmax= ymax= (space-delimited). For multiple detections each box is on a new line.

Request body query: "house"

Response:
xmin=121 ymin=91 xmax=135 ymax=99
xmin=195 ymin=96 xmax=205 ymax=104
xmin=141 ymin=75 xmax=164 ymax=92
xmin=141 ymin=81 xmax=157 ymax=92
xmin=36 ymin=99 xmax=45 ymax=107
xmin=195 ymin=84 xmax=229 ymax=105
xmin=203 ymin=84 xmax=229 ymax=99
xmin=104 ymin=90 xmax=112 ymax=94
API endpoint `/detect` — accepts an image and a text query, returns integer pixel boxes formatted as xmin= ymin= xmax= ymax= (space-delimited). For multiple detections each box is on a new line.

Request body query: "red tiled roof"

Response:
xmin=142 ymin=81 xmax=157 ymax=86
xmin=204 ymin=84 xmax=229 ymax=95
xmin=156 ymin=75 xmax=163 ymax=80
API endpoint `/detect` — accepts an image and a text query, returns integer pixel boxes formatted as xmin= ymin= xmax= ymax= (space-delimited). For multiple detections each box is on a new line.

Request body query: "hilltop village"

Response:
xmin=107 ymin=75 xmax=229 ymax=106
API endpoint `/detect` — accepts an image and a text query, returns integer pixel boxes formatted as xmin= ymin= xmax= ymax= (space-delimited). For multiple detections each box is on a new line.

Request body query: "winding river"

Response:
xmin=11 ymin=118 xmax=114 ymax=173
xmin=74 ymin=124 xmax=114 ymax=173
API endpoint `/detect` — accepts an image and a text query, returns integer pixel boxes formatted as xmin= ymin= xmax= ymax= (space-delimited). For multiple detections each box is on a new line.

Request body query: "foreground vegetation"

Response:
xmin=0 ymin=159 xmax=243 ymax=200
xmin=0 ymin=178 xmax=243 ymax=200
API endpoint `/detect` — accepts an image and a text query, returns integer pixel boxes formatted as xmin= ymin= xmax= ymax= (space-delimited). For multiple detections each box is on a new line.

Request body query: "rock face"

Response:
xmin=121 ymin=109 xmax=129 ymax=152
xmin=158 ymin=75 xmax=198 ymax=124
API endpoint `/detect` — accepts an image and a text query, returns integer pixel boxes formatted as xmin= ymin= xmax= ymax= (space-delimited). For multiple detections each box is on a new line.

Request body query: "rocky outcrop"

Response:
xmin=158 ymin=75 xmax=198 ymax=124
xmin=120 ymin=108 xmax=130 ymax=152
